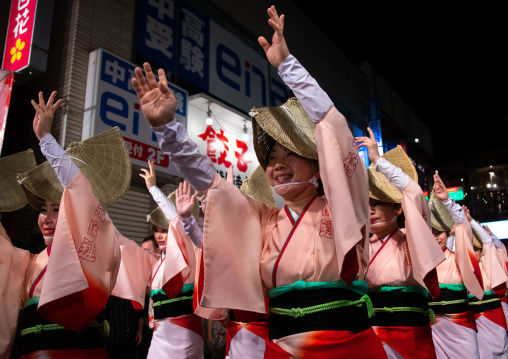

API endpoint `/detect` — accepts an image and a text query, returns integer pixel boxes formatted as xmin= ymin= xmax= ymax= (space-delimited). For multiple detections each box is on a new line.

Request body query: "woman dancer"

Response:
xmin=1 ymin=91 xmax=129 ymax=358
xmin=429 ymin=174 xmax=484 ymax=358
xmin=138 ymin=160 xmax=206 ymax=358
xmin=464 ymin=206 xmax=508 ymax=358
xmin=131 ymin=6 xmax=387 ymax=358
xmin=356 ymin=128 xmax=444 ymax=358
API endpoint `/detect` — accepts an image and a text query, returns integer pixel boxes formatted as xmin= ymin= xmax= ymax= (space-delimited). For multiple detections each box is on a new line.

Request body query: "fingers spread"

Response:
xmin=144 ymin=62 xmax=158 ymax=90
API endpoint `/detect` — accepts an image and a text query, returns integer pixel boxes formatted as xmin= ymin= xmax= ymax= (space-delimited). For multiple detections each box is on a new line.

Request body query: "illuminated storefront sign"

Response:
xmin=2 ymin=0 xmax=37 ymax=72
xmin=424 ymin=186 xmax=464 ymax=201
xmin=83 ymin=48 xmax=187 ymax=176
xmin=134 ymin=0 xmax=290 ymax=113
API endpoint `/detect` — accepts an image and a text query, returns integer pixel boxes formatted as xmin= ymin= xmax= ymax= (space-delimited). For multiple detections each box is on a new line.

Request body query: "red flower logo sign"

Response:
xmin=343 ymin=152 xmax=359 ymax=178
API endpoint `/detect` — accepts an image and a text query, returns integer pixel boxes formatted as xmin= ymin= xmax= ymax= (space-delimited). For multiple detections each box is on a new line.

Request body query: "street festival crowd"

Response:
xmin=1 ymin=6 xmax=508 ymax=359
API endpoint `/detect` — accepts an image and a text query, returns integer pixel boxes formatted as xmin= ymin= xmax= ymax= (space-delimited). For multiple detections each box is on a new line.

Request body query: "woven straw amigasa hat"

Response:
xmin=368 ymin=145 xmax=418 ymax=204
xmin=471 ymin=227 xmax=483 ymax=250
xmin=147 ymin=188 xmax=200 ymax=230
xmin=17 ymin=127 xmax=131 ymax=211
xmin=240 ymin=165 xmax=275 ymax=208
xmin=0 ymin=149 xmax=37 ymax=212
xmin=429 ymin=191 xmax=455 ymax=232
xmin=250 ymin=97 xmax=318 ymax=170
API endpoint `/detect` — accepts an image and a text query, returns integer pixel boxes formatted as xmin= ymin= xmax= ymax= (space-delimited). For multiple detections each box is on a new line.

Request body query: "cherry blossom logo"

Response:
xmin=10 ymin=38 xmax=25 ymax=63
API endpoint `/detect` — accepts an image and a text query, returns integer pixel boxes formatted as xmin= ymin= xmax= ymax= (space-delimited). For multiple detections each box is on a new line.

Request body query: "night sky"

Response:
xmin=292 ymin=3 xmax=508 ymax=156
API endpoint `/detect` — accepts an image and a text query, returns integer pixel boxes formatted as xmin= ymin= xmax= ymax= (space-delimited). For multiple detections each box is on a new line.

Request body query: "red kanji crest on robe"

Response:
xmin=343 ymin=152 xmax=359 ymax=178
xmin=319 ymin=219 xmax=334 ymax=239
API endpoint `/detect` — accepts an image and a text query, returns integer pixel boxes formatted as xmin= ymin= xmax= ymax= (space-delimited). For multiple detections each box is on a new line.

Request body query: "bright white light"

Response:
xmin=415 ymin=138 xmax=419 ymax=143
xmin=493 ymin=184 xmax=497 ymax=188
xmin=487 ymin=183 xmax=492 ymax=188
xmin=206 ymin=116 xmax=213 ymax=125
xmin=242 ymin=133 xmax=249 ymax=142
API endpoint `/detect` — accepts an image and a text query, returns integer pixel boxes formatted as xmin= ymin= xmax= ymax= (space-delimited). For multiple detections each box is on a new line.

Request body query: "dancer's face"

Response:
xmin=154 ymin=226 xmax=168 ymax=251
xmin=38 ymin=200 xmax=59 ymax=247
xmin=265 ymin=142 xmax=318 ymax=199
xmin=369 ymin=198 xmax=401 ymax=237
xmin=432 ymin=228 xmax=449 ymax=251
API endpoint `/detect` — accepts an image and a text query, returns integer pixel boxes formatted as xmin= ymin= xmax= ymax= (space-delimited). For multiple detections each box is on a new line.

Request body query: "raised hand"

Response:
xmin=132 ymin=63 xmax=177 ymax=127
xmin=175 ymin=181 xmax=196 ymax=218
xmin=463 ymin=205 xmax=472 ymax=222
xmin=355 ymin=127 xmax=381 ymax=164
xmin=258 ymin=5 xmax=290 ymax=68
xmin=482 ymin=225 xmax=493 ymax=236
xmin=433 ymin=173 xmax=449 ymax=202
xmin=31 ymin=91 xmax=63 ymax=140
xmin=140 ymin=160 xmax=156 ymax=190
xmin=226 ymin=165 xmax=234 ymax=184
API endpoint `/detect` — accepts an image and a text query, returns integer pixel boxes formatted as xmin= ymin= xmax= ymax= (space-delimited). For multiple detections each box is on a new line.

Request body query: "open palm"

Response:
xmin=175 ymin=181 xmax=196 ymax=218
xmin=132 ymin=63 xmax=177 ymax=127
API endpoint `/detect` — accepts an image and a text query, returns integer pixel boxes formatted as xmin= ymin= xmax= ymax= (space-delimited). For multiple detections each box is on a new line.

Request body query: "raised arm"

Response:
xmin=356 ymin=127 xmax=410 ymax=191
xmin=132 ymin=64 xmax=215 ymax=190
xmin=32 ymin=91 xmax=78 ymax=186
xmin=433 ymin=173 xmax=466 ymax=224
xmin=464 ymin=206 xmax=492 ymax=246
xmin=140 ymin=160 xmax=177 ymax=220
xmin=258 ymin=6 xmax=333 ymax=123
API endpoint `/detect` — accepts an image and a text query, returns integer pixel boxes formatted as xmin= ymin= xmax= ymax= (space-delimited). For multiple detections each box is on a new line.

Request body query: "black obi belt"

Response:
xmin=268 ymin=287 xmax=372 ymax=340
xmin=428 ymin=288 xmax=470 ymax=315
xmin=369 ymin=289 xmax=432 ymax=327
xmin=18 ymin=298 xmax=106 ymax=355
xmin=469 ymin=292 xmax=502 ymax=314
xmin=152 ymin=289 xmax=194 ymax=320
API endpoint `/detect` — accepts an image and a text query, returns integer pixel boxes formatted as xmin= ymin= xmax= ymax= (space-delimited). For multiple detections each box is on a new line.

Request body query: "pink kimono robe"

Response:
xmin=194 ymin=106 xmax=387 ymax=358
xmin=0 ymin=172 xmax=121 ymax=358
xmin=431 ymin=220 xmax=484 ymax=359
xmin=471 ymin=244 xmax=508 ymax=358
xmin=367 ymin=179 xmax=444 ymax=358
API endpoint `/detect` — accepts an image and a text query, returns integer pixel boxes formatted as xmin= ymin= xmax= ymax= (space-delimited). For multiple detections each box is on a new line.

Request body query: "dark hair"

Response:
xmin=142 ymin=235 xmax=158 ymax=249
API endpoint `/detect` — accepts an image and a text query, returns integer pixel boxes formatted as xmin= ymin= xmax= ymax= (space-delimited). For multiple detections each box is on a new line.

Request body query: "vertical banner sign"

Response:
xmin=367 ymin=97 xmax=384 ymax=156
xmin=2 ymin=0 xmax=37 ymax=72
xmin=83 ymin=49 xmax=187 ymax=177
xmin=178 ymin=1 xmax=209 ymax=91
xmin=134 ymin=0 xmax=177 ymax=73
xmin=0 ymin=71 xmax=14 ymax=154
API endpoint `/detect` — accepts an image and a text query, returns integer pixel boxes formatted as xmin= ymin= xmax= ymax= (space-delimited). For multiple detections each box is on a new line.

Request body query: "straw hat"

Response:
xmin=429 ymin=191 xmax=455 ymax=232
xmin=147 ymin=188 xmax=200 ymax=229
xmin=0 ymin=149 xmax=37 ymax=212
xmin=471 ymin=227 xmax=483 ymax=250
xmin=240 ymin=165 xmax=276 ymax=208
xmin=368 ymin=146 xmax=418 ymax=204
xmin=250 ymin=97 xmax=318 ymax=170
xmin=17 ymin=127 xmax=131 ymax=210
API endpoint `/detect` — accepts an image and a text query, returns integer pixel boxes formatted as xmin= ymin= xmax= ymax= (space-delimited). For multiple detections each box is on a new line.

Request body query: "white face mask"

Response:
xmin=272 ymin=175 xmax=319 ymax=189
xmin=370 ymin=215 xmax=397 ymax=227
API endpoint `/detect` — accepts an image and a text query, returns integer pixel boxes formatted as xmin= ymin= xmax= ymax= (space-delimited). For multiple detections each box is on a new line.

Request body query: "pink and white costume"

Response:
xmin=367 ymin=158 xmax=444 ymax=358
xmin=431 ymin=199 xmax=483 ymax=359
xmin=151 ymin=55 xmax=387 ymax=358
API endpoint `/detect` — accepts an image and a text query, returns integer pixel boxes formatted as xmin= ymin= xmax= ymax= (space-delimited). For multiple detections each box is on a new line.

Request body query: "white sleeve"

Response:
xmin=39 ymin=134 xmax=80 ymax=187
xmin=374 ymin=158 xmax=410 ymax=191
xmin=277 ymin=55 xmax=334 ymax=123
xmin=470 ymin=220 xmax=492 ymax=245
xmin=148 ymin=186 xmax=177 ymax=221
xmin=151 ymin=120 xmax=215 ymax=190
xmin=447 ymin=236 xmax=456 ymax=252
xmin=491 ymin=233 xmax=504 ymax=248
xmin=180 ymin=216 xmax=203 ymax=248
xmin=442 ymin=198 xmax=466 ymax=225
